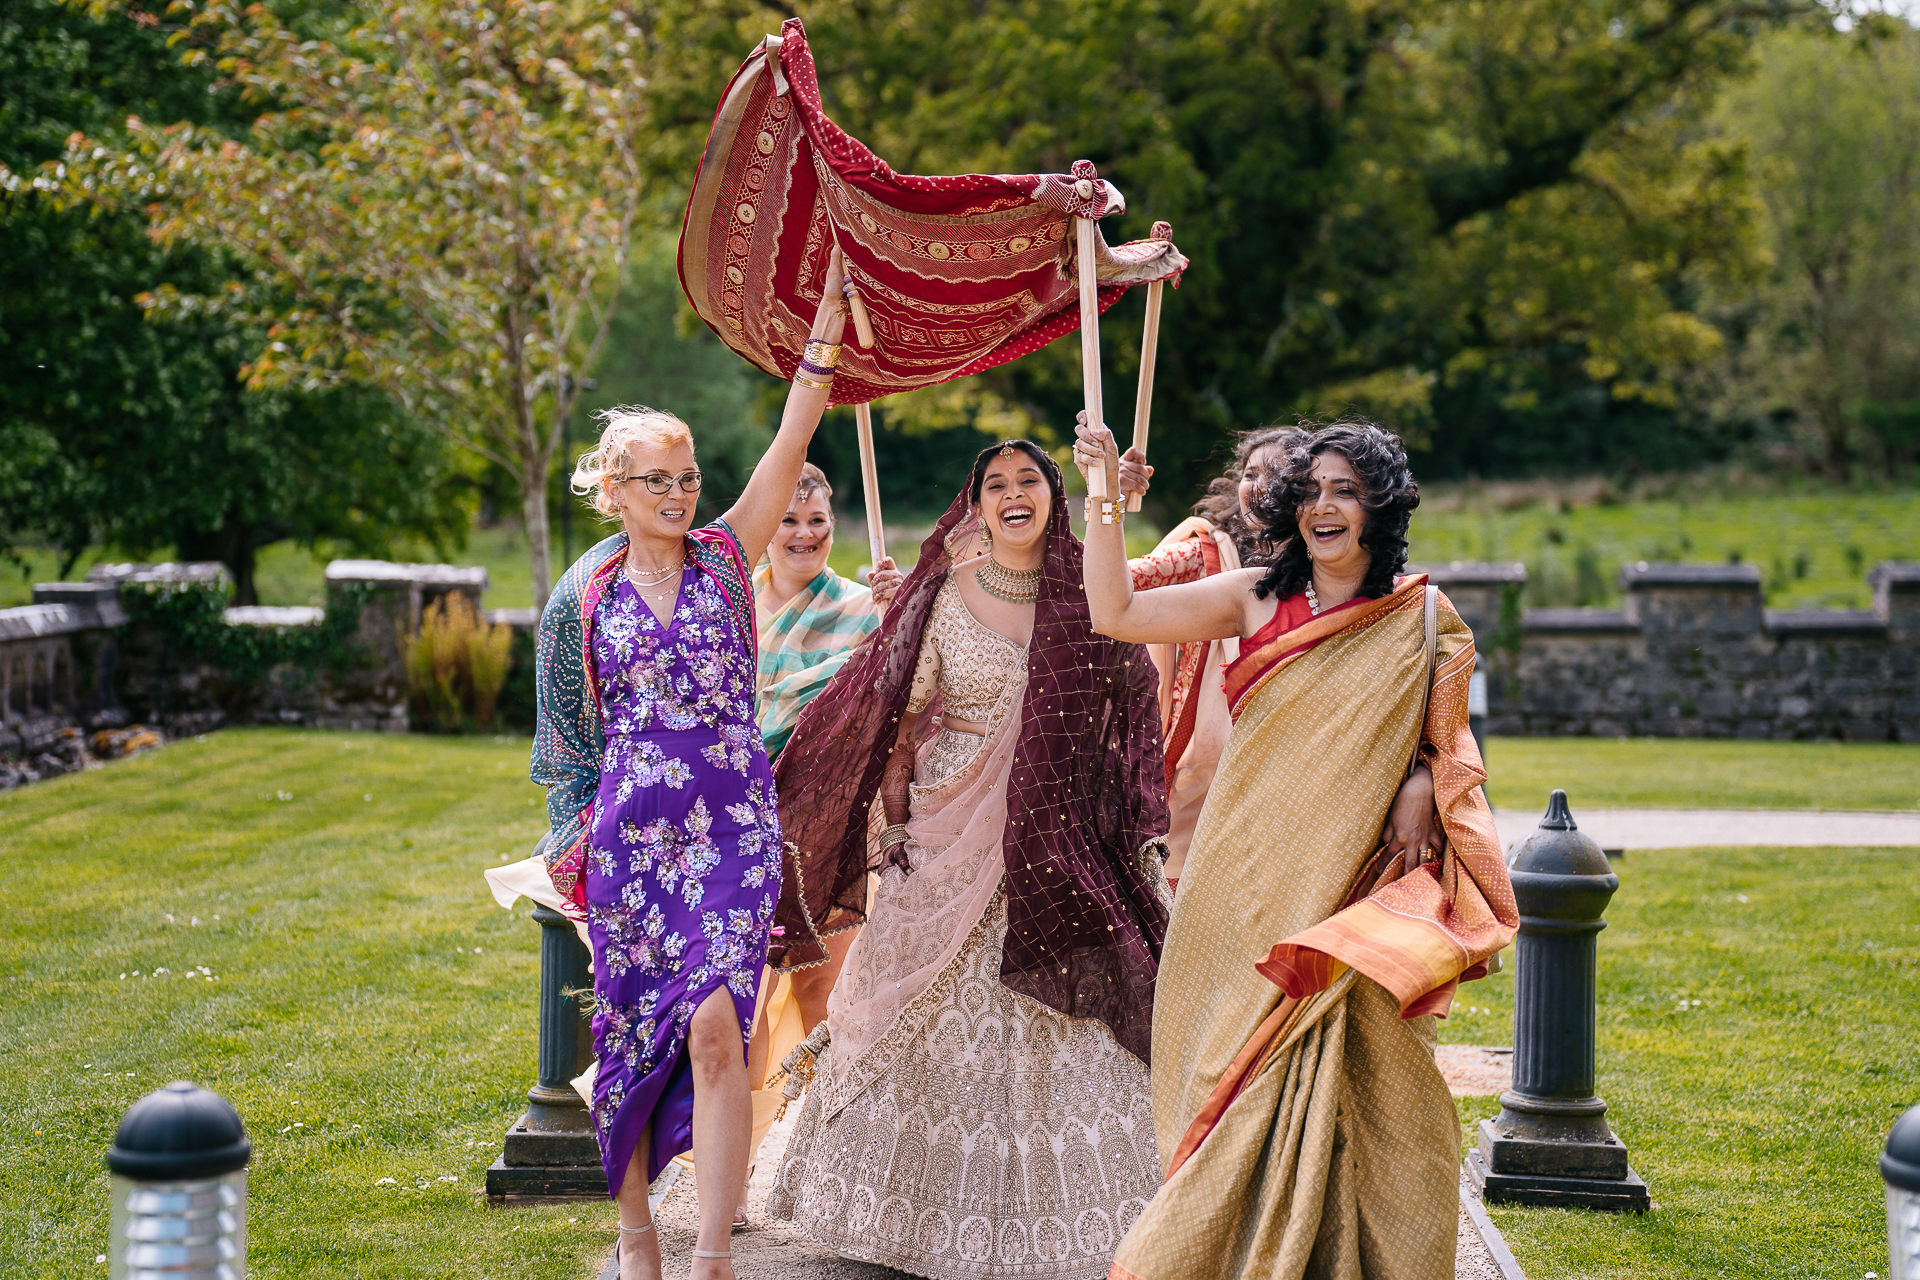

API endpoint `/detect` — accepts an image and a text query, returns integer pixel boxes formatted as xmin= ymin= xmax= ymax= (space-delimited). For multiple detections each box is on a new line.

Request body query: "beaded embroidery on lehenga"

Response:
xmin=767 ymin=578 xmax=1162 ymax=1279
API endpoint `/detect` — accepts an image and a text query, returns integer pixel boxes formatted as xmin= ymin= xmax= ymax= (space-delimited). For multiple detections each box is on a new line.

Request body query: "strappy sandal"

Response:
xmin=731 ymin=1165 xmax=754 ymax=1230
xmin=616 ymin=1219 xmax=654 ymax=1265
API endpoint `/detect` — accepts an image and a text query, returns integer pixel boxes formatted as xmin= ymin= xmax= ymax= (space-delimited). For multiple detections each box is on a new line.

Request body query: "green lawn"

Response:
xmin=0 ymin=729 xmax=616 ymax=1279
xmin=1484 ymin=737 xmax=1920 ymax=811
xmin=1444 ymin=845 xmax=1919 ymax=1279
xmin=3 ymin=730 xmax=1916 ymax=1277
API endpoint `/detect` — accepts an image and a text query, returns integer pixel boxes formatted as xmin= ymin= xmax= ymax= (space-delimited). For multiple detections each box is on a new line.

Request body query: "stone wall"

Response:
xmin=0 ymin=560 xmax=537 ymax=753
xmin=8 ymin=554 xmax=1916 ymax=755
xmin=1425 ymin=561 xmax=1920 ymax=741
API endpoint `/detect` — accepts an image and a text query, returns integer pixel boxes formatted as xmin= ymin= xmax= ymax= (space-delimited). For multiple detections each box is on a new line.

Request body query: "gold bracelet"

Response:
xmin=803 ymin=339 xmax=843 ymax=369
xmin=1084 ymin=497 xmax=1126 ymax=523
xmin=793 ymin=370 xmax=835 ymax=390
xmin=878 ymin=824 xmax=910 ymax=852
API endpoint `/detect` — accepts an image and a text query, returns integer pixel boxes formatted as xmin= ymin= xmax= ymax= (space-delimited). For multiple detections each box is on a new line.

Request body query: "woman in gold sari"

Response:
xmin=1075 ymin=417 xmax=1517 ymax=1280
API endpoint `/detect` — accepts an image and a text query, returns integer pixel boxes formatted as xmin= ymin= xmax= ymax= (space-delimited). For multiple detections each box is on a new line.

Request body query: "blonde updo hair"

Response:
xmin=570 ymin=406 xmax=696 ymax=519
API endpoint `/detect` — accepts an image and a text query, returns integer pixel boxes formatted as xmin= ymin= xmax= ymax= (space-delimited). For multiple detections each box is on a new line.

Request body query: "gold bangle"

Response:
xmin=1083 ymin=497 xmax=1126 ymax=522
xmin=794 ymin=371 xmax=835 ymax=390
xmin=802 ymin=339 xmax=843 ymax=369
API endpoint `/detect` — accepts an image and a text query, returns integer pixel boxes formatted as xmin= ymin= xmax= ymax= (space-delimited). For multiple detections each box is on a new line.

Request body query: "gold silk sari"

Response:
xmin=1110 ymin=575 xmax=1516 ymax=1280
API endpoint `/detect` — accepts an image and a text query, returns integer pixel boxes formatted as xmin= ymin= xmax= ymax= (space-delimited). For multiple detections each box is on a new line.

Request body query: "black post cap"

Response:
xmin=105 ymin=1081 xmax=251 ymax=1181
xmin=1884 ymin=1104 xmax=1920 ymax=1193
xmin=1510 ymin=790 xmax=1615 ymax=879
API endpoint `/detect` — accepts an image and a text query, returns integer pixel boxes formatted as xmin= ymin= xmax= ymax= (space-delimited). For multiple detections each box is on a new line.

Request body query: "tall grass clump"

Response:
xmin=402 ymin=594 xmax=513 ymax=731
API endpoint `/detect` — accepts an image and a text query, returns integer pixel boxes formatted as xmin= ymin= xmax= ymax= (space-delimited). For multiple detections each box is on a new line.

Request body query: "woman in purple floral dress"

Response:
xmin=532 ymin=250 xmax=853 ymax=1280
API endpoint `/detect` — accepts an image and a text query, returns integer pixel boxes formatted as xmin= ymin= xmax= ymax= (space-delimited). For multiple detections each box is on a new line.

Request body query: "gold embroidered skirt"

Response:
xmin=766 ymin=891 xmax=1161 ymax=1279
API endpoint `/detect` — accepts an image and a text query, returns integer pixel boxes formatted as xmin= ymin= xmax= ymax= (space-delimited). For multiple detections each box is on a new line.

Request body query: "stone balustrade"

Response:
xmin=0 ymin=560 xmax=537 ymax=756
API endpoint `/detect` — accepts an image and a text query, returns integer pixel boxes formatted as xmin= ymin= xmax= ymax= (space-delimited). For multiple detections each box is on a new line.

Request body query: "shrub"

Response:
xmin=121 ymin=574 xmax=372 ymax=687
xmin=403 ymin=594 xmax=513 ymax=732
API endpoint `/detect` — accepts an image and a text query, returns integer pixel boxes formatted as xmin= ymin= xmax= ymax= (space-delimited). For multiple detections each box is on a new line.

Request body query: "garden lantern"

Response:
xmin=1884 ymin=1104 xmax=1920 ymax=1280
xmin=105 ymin=1081 xmax=250 ymax=1279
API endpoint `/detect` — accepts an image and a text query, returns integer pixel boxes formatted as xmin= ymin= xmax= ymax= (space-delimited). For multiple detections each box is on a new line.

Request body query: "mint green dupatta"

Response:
xmin=753 ymin=564 xmax=882 ymax=759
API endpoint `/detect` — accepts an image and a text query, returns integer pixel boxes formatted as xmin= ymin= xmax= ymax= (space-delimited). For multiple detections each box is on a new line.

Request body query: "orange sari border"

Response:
xmin=1251 ymin=595 xmax=1517 ymax=1020
xmin=1222 ymin=574 xmax=1430 ymax=719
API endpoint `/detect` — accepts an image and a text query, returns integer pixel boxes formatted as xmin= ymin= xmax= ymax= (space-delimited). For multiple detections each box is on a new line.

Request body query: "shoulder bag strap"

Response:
xmin=1407 ymin=584 xmax=1438 ymax=779
xmin=1402 ymin=584 xmax=1440 ymax=875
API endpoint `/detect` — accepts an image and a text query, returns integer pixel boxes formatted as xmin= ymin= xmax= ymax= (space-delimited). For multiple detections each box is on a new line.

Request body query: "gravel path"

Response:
xmin=1493 ymin=806 xmax=1920 ymax=851
xmin=597 ymin=1114 xmax=1514 ymax=1279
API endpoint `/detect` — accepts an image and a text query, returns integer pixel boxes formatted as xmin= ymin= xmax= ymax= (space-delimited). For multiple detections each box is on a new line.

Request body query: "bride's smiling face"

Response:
xmin=974 ymin=452 xmax=1052 ymax=557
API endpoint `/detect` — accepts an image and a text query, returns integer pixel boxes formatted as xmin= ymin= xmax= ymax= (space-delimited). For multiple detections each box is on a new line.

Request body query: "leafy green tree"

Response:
xmin=52 ymin=0 xmax=650 ymax=607
xmin=0 ymin=0 xmax=463 ymax=599
xmin=1706 ymin=23 xmax=1920 ymax=477
xmin=637 ymin=0 xmax=1800 ymax=498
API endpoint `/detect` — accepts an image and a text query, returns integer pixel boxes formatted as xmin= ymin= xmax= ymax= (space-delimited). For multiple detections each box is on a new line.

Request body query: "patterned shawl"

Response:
xmin=769 ymin=479 xmax=1171 ymax=1062
xmin=679 ymin=18 xmax=1187 ymax=405
xmin=753 ymin=563 xmax=882 ymax=759
xmin=530 ymin=521 xmax=757 ymax=913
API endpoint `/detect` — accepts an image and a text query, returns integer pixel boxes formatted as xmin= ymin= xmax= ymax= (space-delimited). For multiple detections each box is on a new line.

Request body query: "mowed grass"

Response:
xmin=1484 ymin=736 xmax=1920 ymax=811
xmin=1443 ymin=846 xmax=1920 ymax=1279
xmin=0 ymin=729 xmax=623 ymax=1279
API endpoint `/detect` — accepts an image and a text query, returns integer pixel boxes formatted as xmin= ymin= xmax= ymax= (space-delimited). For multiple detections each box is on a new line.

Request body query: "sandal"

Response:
xmin=617 ymin=1219 xmax=655 ymax=1266
xmin=731 ymin=1165 xmax=754 ymax=1230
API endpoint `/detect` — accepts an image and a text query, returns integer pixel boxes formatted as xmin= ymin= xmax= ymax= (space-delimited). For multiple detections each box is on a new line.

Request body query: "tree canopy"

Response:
xmin=0 ymin=0 xmax=464 ymax=599
xmin=49 ymin=0 xmax=651 ymax=606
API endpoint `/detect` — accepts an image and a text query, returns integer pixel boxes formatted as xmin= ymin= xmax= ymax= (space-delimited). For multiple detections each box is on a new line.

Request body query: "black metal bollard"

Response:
xmin=1466 ymin=789 xmax=1649 ymax=1211
xmin=487 ymin=839 xmax=608 ymax=1202
xmin=527 ymin=903 xmax=596 ymax=1118
xmin=1884 ymin=1105 xmax=1920 ymax=1280
xmin=105 ymin=1081 xmax=251 ymax=1279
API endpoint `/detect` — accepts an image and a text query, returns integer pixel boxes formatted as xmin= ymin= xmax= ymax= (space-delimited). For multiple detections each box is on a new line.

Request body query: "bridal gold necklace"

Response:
xmin=974 ymin=556 xmax=1040 ymax=604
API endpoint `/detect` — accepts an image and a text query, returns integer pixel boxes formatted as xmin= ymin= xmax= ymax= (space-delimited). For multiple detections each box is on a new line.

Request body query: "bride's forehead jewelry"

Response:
xmin=999 ymin=442 xmax=1016 ymax=459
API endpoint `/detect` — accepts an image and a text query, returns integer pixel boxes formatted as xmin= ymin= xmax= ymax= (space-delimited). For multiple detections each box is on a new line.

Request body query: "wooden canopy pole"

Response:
xmin=855 ymin=401 xmax=885 ymax=568
xmin=1074 ymin=216 xmax=1110 ymax=520
xmin=1127 ymin=221 xmax=1173 ymax=513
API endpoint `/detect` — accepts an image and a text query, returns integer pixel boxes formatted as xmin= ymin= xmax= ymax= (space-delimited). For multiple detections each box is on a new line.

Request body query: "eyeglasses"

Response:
xmin=621 ymin=470 xmax=703 ymax=495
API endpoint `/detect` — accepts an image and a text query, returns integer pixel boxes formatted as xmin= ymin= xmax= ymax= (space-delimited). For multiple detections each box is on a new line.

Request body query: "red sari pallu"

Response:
xmin=679 ymin=18 xmax=1187 ymax=404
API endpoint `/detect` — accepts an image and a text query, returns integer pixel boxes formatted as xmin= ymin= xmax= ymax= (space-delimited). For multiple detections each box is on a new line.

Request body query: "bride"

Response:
xmin=762 ymin=440 xmax=1170 ymax=1279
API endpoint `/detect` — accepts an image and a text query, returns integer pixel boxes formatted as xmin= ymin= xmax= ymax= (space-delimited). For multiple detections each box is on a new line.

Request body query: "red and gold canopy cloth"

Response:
xmin=679 ymin=18 xmax=1187 ymax=405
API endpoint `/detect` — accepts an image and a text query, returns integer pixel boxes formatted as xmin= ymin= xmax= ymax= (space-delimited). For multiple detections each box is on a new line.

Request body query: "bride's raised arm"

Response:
xmin=1074 ymin=414 xmax=1265 ymax=645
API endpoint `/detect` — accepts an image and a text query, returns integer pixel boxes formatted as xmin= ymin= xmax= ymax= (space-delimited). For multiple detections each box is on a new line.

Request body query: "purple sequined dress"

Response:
xmin=584 ymin=562 xmax=778 ymax=1195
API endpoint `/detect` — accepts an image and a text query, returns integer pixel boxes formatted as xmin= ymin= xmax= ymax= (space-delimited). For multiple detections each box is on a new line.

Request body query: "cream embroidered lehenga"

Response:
xmin=766 ymin=578 xmax=1164 ymax=1279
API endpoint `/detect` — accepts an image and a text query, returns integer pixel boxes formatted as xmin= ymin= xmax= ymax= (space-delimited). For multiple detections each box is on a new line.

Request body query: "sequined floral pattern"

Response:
xmin=579 ymin=545 xmax=777 ymax=1196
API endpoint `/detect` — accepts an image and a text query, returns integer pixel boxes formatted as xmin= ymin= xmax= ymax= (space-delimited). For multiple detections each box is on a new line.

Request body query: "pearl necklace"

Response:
xmin=974 ymin=557 xmax=1041 ymax=604
xmin=625 ymin=554 xmax=684 ymax=587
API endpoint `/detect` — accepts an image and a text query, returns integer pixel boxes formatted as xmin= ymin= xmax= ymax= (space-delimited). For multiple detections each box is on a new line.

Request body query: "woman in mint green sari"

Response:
xmin=752 ymin=462 xmax=902 ymax=759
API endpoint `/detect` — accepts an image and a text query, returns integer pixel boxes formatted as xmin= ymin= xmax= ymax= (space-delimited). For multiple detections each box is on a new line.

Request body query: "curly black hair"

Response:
xmin=1248 ymin=420 xmax=1420 ymax=601
xmin=968 ymin=439 xmax=1063 ymax=506
xmin=1191 ymin=424 xmax=1308 ymax=564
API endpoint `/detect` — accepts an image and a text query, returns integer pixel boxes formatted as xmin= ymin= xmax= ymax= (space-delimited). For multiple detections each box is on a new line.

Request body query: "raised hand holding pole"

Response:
xmin=1127 ymin=221 xmax=1172 ymax=514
